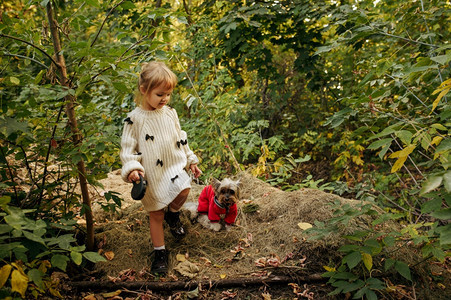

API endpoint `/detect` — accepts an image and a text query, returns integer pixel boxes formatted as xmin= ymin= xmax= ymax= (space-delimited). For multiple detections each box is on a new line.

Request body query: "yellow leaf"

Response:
xmin=297 ymin=222 xmax=313 ymax=230
xmin=431 ymin=88 xmax=449 ymax=112
xmin=102 ymin=290 xmax=122 ymax=298
xmin=362 ymin=253 xmax=373 ymax=271
xmin=38 ymin=260 xmax=51 ymax=274
xmin=83 ymin=294 xmax=97 ymax=300
xmin=391 ymin=156 xmax=408 ymax=173
xmin=176 ymin=254 xmax=186 ymax=262
xmin=11 ymin=269 xmax=29 ymax=297
xmin=323 ymin=266 xmax=336 ymax=272
xmin=0 ymin=264 xmax=12 ymax=288
xmin=432 ymin=78 xmax=451 ymax=94
xmin=220 ymin=274 xmax=226 ymax=279
xmin=389 ymin=144 xmax=416 ymax=159
xmin=431 ymin=136 xmax=443 ymax=146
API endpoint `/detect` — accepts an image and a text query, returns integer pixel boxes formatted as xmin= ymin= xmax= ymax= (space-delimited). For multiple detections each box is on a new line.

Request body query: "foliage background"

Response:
xmin=0 ymin=0 xmax=449 ymax=298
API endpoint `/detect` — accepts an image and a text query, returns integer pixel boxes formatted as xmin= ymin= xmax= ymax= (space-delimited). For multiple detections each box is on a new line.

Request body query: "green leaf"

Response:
xmin=383 ymin=236 xmax=395 ymax=247
xmin=430 ymin=53 xmax=451 ymax=65
xmin=342 ymin=279 xmax=365 ymax=293
xmin=394 ymin=261 xmax=411 ymax=281
xmin=444 ymin=171 xmax=451 ymax=192
xmin=384 ymin=258 xmax=395 ymax=271
xmin=51 ymin=254 xmax=69 ymax=271
xmin=112 ymin=82 xmax=129 ymax=93
xmin=0 ymin=224 xmax=12 ymax=234
xmin=344 ymin=251 xmax=361 ymax=270
xmin=367 ymin=138 xmax=392 ymax=150
xmin=436 ymin=224 xmax=451 ymax=246
xmin=431 ymin=208 xmax=451 ymax=220
xmin=420 ymin=176 xmax=443 ymax=195
xmin=331 ymin=272 xmax=358 ymax=280
xmin=83 ymin=252 xmax=107 ymax=263
xmin=23 ymin=231 xmax=46 ymax=245
xmin=365 ymin=289 xmax=378 ymax=300
xmin=120 ymin=1 xmax=135 ymax=9
xmin=421 ymin=196 xmax=442 ymax=214
xmin=27 ymin=269 xmax=44 ymax=290
xmin=395 ymin=130 xmax=413 ymax=145
xmin=70 ymin=251 xmax=83 ymax=265
xmin=84 ymin=0 xmax=100 ymax=7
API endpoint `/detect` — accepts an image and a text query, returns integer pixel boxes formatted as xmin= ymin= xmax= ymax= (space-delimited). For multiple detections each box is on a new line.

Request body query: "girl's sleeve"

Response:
xmin=172 ymin=109 xmax=199 ymax=167
xmin=180 ymin=130 xmax=200 ymax=167
xmin=120 ymin=117 xmax=145 ymax=182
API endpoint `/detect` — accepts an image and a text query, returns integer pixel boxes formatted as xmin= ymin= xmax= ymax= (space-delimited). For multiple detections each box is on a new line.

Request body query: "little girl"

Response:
xmin=120 ymin=61 xmax=201 ymax=275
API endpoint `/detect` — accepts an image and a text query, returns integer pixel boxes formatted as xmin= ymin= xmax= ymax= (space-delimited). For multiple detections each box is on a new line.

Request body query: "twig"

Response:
xmin=1 ymin=53 xmax=49 ymax=69
xmin=0 ymin=33 xmax=59 ymax=67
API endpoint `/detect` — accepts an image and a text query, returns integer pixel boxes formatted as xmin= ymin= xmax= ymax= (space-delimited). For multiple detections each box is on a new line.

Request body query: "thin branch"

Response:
xmin=0 ymin=33 xmax=59 ymax=67
xmin=377 ymin=31 xmax=437 ymax=48
xmin=1 ymin=53 xmax=49 ymax=69
xmin=385 ymin=74 xmax=438 ymax=115
xmin=90 ymin=0 xmax=125 ymax=48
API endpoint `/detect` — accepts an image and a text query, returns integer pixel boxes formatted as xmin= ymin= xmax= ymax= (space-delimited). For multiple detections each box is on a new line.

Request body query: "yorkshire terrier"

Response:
xmin=185 ymin=178 xmax=240 ymax=231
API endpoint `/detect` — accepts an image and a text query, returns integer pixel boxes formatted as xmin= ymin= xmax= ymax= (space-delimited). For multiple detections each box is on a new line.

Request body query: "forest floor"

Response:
xmin=66 ymin=170 xmax=450 ymax=300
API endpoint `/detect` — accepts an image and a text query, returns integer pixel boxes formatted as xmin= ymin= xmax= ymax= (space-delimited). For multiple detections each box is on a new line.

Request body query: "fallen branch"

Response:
xmin=71 ymin=274 xmax=325 ymax=292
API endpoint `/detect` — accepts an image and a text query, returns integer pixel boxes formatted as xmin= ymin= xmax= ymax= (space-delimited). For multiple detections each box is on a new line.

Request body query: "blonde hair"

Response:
xmin=135 ymin=61 xmax=178 ymax=105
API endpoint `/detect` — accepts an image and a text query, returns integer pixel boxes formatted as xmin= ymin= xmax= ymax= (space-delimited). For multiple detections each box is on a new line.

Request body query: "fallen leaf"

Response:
xmin=220 ymin=274 xmax=227 ymax=279
xmin=104 ymin=251 xmax=115 ymax=261
xmin=199 ymin=257 xmax=212 ymax=266
xmin=221 ymin=290 xmax=236 ymax=299
xmin=176 ymin=254 xmax=186 ymax=262
xmin=83 ymin=294 xmax=97 ymax=300
xmin=186 ymin=287 xmax=199 ymax=299
xmin=262 ymin=292 xmax=272 ymax=300
xmin=174 ymin=261 xmax=199 ymax=279
xmin=297 ymin=222 xmax=313 ymax=230
xmin=102 ymin=289 xmax=122 ymax=298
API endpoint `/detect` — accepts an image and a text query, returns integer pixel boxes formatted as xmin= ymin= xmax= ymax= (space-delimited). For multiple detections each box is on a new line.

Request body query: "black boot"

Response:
xmin=151 ymin=249 xmax=168 ymax=275
xmin=165 ymin=210 xmax=186 ymax=240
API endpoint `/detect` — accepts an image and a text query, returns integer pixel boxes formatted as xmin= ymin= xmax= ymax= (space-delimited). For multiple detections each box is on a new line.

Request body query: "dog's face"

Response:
xmin=212 ymin=178 xmax=240 ymax=207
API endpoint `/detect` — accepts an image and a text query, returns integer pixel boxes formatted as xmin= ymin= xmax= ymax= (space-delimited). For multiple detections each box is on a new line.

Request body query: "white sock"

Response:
xmin=154 ymin=245 xmax=165 ymax=251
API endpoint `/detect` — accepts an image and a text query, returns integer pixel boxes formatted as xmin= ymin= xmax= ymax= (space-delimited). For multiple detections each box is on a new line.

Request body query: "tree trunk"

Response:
xmin=46 ymin=2 xmax=95 ymax=251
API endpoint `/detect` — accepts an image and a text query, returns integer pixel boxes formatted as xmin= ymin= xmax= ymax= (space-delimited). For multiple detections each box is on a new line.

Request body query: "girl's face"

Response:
xmin=140 ymin=84 xmax=173 ymax=111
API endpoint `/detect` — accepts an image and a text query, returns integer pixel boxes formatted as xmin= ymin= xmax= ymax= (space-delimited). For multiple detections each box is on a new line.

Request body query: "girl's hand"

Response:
xmin=128 ymin=170 xmax=145 ymax=182
xmin=190 ymin=164 xmax=202 ymax=179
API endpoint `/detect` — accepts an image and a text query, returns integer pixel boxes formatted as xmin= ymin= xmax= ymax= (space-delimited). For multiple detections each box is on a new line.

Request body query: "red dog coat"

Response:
xmin=197 ymin=185 xmax=238 ymax=225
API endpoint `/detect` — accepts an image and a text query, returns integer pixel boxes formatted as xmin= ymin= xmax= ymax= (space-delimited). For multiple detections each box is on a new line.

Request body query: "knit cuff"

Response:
xmin=187 ymin=154 xmax=200 ymax=167
xmin=121 ymin=161 xmax=145 ymax=183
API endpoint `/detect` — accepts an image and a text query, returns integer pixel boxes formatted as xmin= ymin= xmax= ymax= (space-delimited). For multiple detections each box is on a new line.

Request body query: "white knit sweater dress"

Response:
xmin=120 ymin=106 xmax=199 ymax=212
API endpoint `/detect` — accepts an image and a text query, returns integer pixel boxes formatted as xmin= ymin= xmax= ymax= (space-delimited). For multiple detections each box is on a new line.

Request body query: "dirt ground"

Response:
xmin=72 ymin=170 xmax=450 ymax=300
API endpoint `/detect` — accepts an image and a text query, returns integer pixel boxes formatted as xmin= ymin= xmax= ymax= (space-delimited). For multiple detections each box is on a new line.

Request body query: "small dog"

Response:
xmin=185 ymin=178 xmax=240 ymax=231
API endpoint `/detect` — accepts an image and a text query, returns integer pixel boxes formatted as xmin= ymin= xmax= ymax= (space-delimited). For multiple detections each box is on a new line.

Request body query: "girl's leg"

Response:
xmin=149 ymin=209 xmax=165 ymax=247
xmin=149 ymin=209 xmax=168 ymax=274
xmin=165 ymin=188 xmax=190 ymax=239
xmin=169 ymin=188 xmax=190 ymax=211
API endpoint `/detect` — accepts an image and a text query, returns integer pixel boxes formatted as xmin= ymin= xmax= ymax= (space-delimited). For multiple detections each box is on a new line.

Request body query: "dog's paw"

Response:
xmin=198 ymin=214 xmax=210 ymax=228
xmin=225 ymin=224 xmax=234 ymax=231
xmin=209 ymin=222 xmax=222 ymax=232
xmin=183 ymin=202 xmax=199 ymax=219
